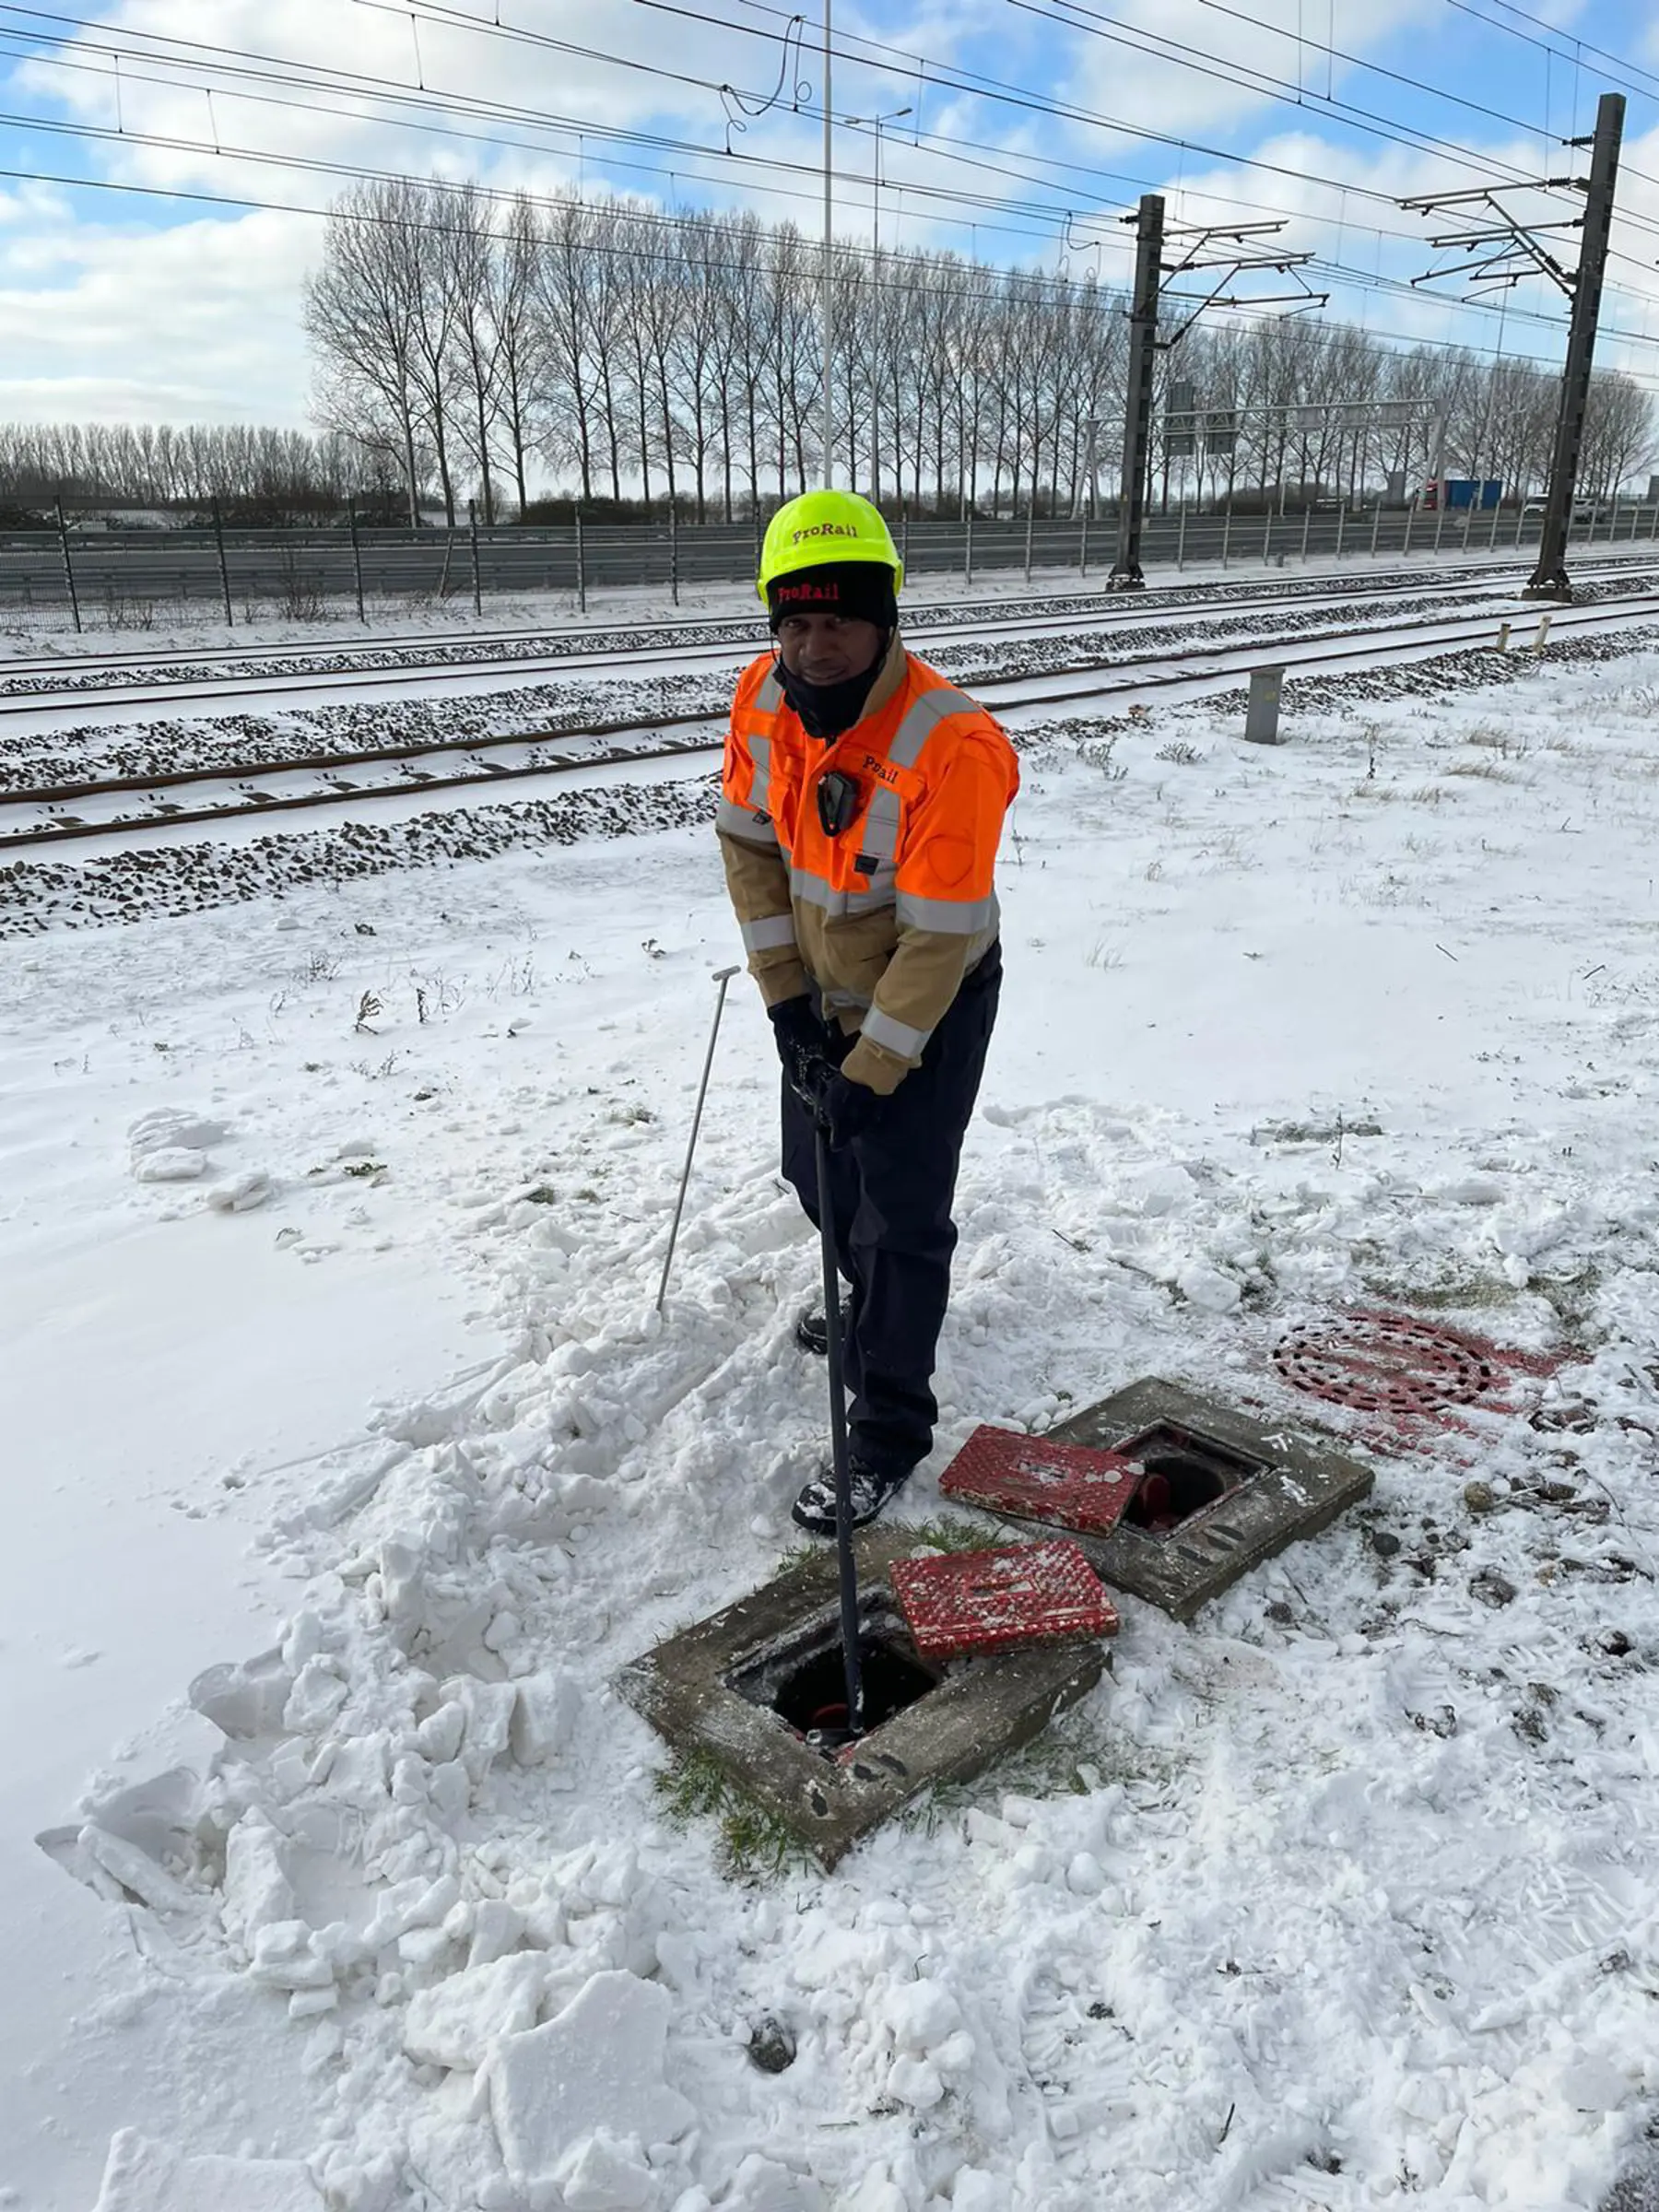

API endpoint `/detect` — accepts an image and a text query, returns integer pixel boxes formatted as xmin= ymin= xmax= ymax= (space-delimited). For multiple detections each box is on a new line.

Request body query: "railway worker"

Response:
xmin=717 ymin=489 xmax=1020 ymax=1534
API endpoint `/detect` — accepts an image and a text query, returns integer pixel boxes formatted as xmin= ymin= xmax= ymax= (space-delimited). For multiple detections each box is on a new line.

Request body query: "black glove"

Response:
xmin=821 ymin=1070 xmax=884 ymax=1149
xmin=767 ymin=995 xmax=826 ymax=1094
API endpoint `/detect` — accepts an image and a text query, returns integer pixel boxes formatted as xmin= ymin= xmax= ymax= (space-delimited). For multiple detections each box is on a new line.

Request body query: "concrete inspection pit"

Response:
xmin=618 ymin=1528 xmax=1107 ymax=1868
xmin=951 ymin=1378 xmax=1375 ymax=1621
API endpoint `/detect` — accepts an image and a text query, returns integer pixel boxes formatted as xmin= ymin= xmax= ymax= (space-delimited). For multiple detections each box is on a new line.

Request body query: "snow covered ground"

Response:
xmin=5 ymin=619 xmax=1659 ymax=2210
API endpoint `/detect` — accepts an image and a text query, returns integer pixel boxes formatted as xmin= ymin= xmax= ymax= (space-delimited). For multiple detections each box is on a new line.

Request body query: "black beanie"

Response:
xmin=767 ymin=559 xmax=899 ymax=634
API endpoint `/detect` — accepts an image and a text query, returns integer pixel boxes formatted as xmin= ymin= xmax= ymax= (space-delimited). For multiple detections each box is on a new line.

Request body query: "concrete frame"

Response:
xmin=1026 ymin=1376 xmax=1376 ymax=1621
xmin=617 ymin=1527 xmax=1106 ymax=1869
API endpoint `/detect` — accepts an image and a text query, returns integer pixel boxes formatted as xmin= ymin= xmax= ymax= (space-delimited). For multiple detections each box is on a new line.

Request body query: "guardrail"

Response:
xmin=1 ymin=502 xmax=1654 ymax=629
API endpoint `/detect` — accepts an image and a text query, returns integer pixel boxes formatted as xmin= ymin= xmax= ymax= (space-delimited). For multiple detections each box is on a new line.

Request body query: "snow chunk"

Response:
xmin=402 ymin=1951 xmax=547 ymax=2069
xmin=441 ymin=1674 xmax=518 ymax=1783
xmin=489 ymin=1971 xmax=693 ymax=2189
xmin=556 ymin=2130 xmax=658 ymax=2210
xmin=189 ymin=1649 xmax=293 ymax=1739
xmin=132 ymin=1147 xmax=208 ymax=1184
xmin=1117 ymin=1163 xmax=1195 ymax=1217
xmin=1177 ymin=1260 xmax=1242 ymax=1313
xmin=221 ymin=1817 xmax=297 ymax=1950
xmin=206 ymin=1170 xmax=275 ymax=1214
xmin=721 ymin=2157 xmax=825 ymax=2212
xmin=881 ymin=1979 xmax=963 ymax=2054
xmin=510 ymin=1668 xmax=581 ymax=1766
xmin=91 ymin=2130 xmax=323 ymax=2212
xmin=282 ymin=1658 xmax=349 ymax=1733
xmin=127 ymin=1109 xmax=229 ymax=1158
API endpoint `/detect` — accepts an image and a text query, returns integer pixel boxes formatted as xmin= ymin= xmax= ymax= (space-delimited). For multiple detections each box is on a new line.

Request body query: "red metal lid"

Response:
xmin=939 ymin=1424 xmax=1143 ymax=1535
xmin=892 ymin=1538 xmax=1119 ymax=1660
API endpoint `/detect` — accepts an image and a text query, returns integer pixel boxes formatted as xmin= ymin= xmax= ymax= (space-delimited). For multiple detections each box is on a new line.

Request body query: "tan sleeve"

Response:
xmin=840 ymin=932 xmax=974 ymax=1092
xmin=841 ymin=727 xmax=1015 ymax=1093
xmin=717 ymin=826 xmax=810 ymax=1006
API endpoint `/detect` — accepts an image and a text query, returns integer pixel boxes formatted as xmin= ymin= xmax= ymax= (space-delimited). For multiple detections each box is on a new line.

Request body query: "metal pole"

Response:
xmin=1300 ymin=501 xmax=1312 ymax=563
xmin=348 ymin=498 xmax=366 ymax=623
xmin=1024 ymin=500 xmax=1034 ymax=583
xmin=964 ymin=508 xmax=973 ymax=588
xmin=669 ymin=500 xmax=680 ymax=606
xmin=575 ymin=504 xmax=587 ymax=615
xmin=819 ymin=0 xmax=833 ymax=487
xmin=1335 ymin=500 xmax=1345 ymax=560
xmin=815 ymin=1123 xmax=864 ymax=1736
xmin=656 ymin=966 xmax=740 ymax=1314
xmin=54 ymin=498 xmax=81 ymax=633
xmin=1177 ymin=502 xmax=1186 ymax=570
xmin=1108 ymin=193 xmax=1163 ymax=589
xmin=469 ymin=500 xmax=482 ymax=616
xmin=1079 ymin=506 xmax=1089 ymax=578
xmin=1529 ymin=91 xmax=1625 ymax=596
xmin=211 ymin=497 xmax=234 ymax=627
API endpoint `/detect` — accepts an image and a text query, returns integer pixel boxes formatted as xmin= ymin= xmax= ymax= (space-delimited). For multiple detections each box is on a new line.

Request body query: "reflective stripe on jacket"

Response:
xmin=717 ymin=637 xmax=1019 ymax=1094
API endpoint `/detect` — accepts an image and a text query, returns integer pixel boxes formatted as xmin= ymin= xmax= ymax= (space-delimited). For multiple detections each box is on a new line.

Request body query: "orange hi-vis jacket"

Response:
xmin=717 ymin=637 xmax=1020 ymax=1095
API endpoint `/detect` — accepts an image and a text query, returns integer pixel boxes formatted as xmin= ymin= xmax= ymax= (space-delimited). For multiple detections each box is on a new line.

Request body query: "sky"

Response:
xmin=2 ymin=0 xmax=1659 ymax=431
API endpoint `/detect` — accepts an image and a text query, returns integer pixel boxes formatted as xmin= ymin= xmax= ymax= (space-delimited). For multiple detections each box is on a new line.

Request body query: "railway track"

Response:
xmin=4 ymin=552 xmax=1654 ymax=723
xmin=6 ymin=592 xmax=1653 ymax=858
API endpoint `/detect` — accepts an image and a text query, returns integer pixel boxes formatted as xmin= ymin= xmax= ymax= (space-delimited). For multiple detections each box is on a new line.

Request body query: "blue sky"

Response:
xmin=1 ymin=0 xmax=1657 ymax=426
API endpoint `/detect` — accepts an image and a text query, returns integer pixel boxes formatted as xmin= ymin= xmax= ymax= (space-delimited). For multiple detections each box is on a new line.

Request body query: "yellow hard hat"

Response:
xmin=757 ymin=489 xmax=904 ymax=601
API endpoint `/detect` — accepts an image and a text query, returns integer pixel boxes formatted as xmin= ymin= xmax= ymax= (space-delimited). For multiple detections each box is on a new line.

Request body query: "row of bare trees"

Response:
xmin=0 ymin=419 xmax=366 ymax=518
xmin=4 ymin=177 xmax=1651 ymax=524
xmin=303 ymin=178 xmax=1655 ymax=524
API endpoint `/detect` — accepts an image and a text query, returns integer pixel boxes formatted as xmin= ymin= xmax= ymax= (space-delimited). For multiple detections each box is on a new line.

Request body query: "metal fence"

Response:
xmin=2 ymin=500 xmax=1655 ymax=629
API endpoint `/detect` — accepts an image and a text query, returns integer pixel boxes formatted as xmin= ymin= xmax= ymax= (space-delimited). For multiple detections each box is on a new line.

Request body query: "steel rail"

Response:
xmin=4 ymin=556 xmax=1655 ymax=718
xmin=4 ymin=594 xmax=1654 ymax=855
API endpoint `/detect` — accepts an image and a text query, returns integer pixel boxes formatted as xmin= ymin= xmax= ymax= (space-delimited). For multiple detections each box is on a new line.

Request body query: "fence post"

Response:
xmin=669 ymin=501 xmax=679 ymax=606
xmin=1023 ymin=501 xmax=1034 ymax=583
xmin=1335 ymin=501 xmax=1346 ymax=560
xmin=1079 ymin=508 xmax=1089 ymax=578
xmin=1371 ymin=500 xmax=1382 ymax=558
xmin=348 ymin=500 xmax=366 ymax=623
xmin=1220 ymin=501 xmax=1232 ymax=569
xmin=964 ymin=511 xmax=974 ymax=589
xmin=212 ymin=497 xmax=234 ymax=626
xmin=1434 ymin=500 xmax=1445 ymax=553
xmin=1403 ymin=500 xmax=1414 ymax=557
xmin=469 ymin=500 xmax=482 ymax=616
xmin=1262 ymin=507 xmax=1273 ymax=563
xmin=1177 ymin=503 xmax=1186 ymax=570
xmin=575 ymin=506 xmax=587 ymax=614
xmin=1461 ymin=499 xmax=1475 ymax=553
xmin=54 ymin=498 xmax=82 ymax=633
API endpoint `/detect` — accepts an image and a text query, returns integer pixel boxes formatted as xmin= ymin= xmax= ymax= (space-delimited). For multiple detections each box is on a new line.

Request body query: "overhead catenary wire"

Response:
xmin=6 ymin=0 xmax=1659 ymax=389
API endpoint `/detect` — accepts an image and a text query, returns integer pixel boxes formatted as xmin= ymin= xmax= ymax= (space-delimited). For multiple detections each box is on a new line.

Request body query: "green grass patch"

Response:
xmin=654 ymin=1750 xmax=815 ymax=1884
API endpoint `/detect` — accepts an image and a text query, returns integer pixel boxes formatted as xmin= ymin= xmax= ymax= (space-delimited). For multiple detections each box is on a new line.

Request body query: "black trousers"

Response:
xmin=782 ymin=945 xmax=1002 ymax=1476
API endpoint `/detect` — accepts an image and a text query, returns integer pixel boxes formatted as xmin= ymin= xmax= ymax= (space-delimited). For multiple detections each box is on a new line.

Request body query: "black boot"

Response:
xmin=794 ymin=1299 xmax=853 ymax=1357
xmin=790 ymin=1456 xmax=913 ymax=1535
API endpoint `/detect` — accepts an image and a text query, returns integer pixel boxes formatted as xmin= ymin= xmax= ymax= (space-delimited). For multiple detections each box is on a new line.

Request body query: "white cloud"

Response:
xmin=0 ymin=0 xmax=1655 ymax=422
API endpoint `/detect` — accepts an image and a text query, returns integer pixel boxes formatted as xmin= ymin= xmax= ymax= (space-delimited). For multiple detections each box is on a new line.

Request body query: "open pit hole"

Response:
xmin=771 ymin=1634 xmax=937 ymax=1740
xmin=726 ymin=1599 xmax=939 ymax=1751
xmin=1120 ymin=1421 xmax=1265 ymax=1535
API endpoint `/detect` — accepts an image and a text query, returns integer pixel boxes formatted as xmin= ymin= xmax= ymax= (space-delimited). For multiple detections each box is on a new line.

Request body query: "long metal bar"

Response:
xmin=1529 ymin=92 xmax=1625 ymax=597
xmin=820 ymin=0 xmax=833 ymax=487
xmin=816 ymin=1123 xmax=864 ymax=1735
xmin=656 ymin=966 xmax=740 ymax=1314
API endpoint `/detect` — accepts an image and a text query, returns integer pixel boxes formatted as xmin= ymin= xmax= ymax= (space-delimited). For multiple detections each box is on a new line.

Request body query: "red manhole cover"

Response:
xmin=892 ymin=1539 xmax=1119 ymax=1660
xmin=939 ymin=1425 xmax=1143 ymax=1535
xmin=1272 ymin=1311 xmax=1501 ymax=1415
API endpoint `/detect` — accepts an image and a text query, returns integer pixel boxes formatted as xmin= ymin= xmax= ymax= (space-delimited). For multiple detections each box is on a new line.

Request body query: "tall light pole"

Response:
xmin=819 ymin=0 xmax=833 ymax=488
xmin=848 ymin=104 xmax=911 ymax=502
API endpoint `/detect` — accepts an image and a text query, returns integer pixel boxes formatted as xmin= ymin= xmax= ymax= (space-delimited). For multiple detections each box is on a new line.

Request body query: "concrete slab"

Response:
xmin=1030 ymin=1376 xmax=1377 ymax=1621
xmin=616 ymin=1528 xmax=1106 ymax=1869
